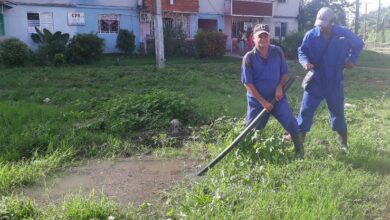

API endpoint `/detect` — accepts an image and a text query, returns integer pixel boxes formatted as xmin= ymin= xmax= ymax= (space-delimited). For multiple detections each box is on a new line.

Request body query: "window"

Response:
xmin=275 ymin=26 xmax=281 ymax=37
xmin=281 ymin=22 xmax=287 ymax=36
xmin=98 ymin=15 xmax=120 ymax=33
xmin=198 ymin=19 xmax=218 ymax=32
xmin=0 ymin=13 xmax=4 ymax=36
xmin=232 ymin=17 xmax=263 ymax=38
xmin=278 ymin=0 xmax=286 ymax=3
xmin=27 ymin=12 xmax=53 ymax=33
xmin=275 ymin=22 xmax=287 ymax=37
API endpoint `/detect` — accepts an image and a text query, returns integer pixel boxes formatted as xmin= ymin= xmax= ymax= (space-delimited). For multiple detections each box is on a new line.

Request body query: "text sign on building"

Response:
xmin=68 ymin=12 xmax=85 ymax=26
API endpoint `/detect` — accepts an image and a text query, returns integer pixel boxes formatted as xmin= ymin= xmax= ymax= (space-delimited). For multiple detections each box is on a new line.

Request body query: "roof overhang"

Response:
xmin=0 ymin=0 xmax=14 ymax=9
xmin=232 ymin=0 xmax=272 ymax=17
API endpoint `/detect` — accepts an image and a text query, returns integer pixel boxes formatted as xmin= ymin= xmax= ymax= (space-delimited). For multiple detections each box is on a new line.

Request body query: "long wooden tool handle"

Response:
xmin=197 ymin=78 xmax=295 ymax=176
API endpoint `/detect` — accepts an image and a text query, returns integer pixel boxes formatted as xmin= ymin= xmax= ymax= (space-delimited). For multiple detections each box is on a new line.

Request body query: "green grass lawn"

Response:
xmin=0 ymin=51 xmax=389 ymax=219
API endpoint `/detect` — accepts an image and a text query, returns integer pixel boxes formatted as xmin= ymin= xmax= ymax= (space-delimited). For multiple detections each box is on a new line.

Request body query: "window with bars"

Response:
xmin=232 ymin=18 xmax=263 ymax=38
xmin=146 ymin=13 xmax=190 ymax=39
xmin=163 ymin=13 xmax=190 ymax=37
xmin=27 ymin=12 xmax=53 ymax=33
xmin=98 ymin=15 xmax=120 ymax=33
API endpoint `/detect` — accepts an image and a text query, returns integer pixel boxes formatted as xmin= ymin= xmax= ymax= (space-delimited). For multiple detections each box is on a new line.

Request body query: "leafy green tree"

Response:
xmin=30 ymin=27 xmax=70 ymax=65
xmin=359 ymin=6 xmax=390 ymax=43
xmin=298 ymin=0 xmax=351 ymax=32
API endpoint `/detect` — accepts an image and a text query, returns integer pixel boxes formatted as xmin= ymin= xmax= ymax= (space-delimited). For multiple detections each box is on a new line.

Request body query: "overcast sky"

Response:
xmin=350 ymin=0 xmax=390 ymax=14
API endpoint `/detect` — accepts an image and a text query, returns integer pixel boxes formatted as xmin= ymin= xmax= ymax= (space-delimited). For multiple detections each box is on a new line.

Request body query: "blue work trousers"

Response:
xmin=246 ymin=96 xmax=300 ymax=135
xmin=297 ymin=81 xmax=347 ymax=132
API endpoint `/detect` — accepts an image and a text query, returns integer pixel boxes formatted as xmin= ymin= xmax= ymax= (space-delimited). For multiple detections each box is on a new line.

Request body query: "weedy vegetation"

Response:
xmin=0 ymin=51 xmax=389 ymax=219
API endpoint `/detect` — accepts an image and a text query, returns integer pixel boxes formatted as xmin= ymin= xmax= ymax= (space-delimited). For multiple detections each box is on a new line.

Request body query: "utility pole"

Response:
xmin=364 ymin=2 xmax=367 ymax=41
xmin=355 ymin=0 xmax=360 ymax=34
xmin=376 ymin=0 xmax=381 ymax=45
xmin=153 ymin=0 xmax=165 ymax=68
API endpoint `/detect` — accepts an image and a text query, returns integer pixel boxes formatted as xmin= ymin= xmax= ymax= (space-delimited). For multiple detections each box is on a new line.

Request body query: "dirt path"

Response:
xmin=22 ymin=157 xmax=199 ymax=207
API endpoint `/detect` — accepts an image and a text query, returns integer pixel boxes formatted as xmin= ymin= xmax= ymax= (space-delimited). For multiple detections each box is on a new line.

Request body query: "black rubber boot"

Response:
xmin=291 ymin=133 xmax=304 ymax=159
xmin=282 ymin=132 xmax=306 ymax=143
xmin=337 ymin=131 xmax=348 ymax=154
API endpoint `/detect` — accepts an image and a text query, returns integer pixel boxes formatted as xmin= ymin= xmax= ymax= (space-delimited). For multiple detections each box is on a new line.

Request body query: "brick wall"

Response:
xmin=143 ymin=0 xmax=199 ymax=13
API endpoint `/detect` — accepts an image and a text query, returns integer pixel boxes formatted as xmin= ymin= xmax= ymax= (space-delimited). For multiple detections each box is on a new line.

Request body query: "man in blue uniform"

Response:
xmin=297 ymin=7 xmax=364 ymax=153
xmin=241 ymin=24 xmax=304 ymax=159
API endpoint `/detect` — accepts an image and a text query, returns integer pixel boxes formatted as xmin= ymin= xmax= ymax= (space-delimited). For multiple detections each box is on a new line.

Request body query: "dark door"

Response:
xmin=198 ymin=19 xmax=217 ymax=32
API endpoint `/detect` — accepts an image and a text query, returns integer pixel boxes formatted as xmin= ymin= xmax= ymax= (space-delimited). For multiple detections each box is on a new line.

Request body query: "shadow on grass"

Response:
xmin=307 ymin=140 xmax=390 ymax=175
xmin=337 ymin=148 xmax=390 ymax=175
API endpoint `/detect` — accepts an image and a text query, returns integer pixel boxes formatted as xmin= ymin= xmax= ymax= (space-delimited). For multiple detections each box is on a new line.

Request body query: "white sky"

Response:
xmin=351 ymin=0 xmax=390 ymax=14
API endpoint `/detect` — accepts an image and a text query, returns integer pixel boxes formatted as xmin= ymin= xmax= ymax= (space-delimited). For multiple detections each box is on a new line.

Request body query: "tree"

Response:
xmin=30 ymin=27 xmax=70 ymax=64
xmin=298 ymin=0 xmax=351 ymax=32
xmin=359 ymin=5 xmax=390 ymax=43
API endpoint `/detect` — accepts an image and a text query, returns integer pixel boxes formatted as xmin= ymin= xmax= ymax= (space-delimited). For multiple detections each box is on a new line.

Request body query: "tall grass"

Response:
xmin=0 ymin=149 xmax=73 ymax=194
xmin=0 ymin=52 xmax=389 ymax=219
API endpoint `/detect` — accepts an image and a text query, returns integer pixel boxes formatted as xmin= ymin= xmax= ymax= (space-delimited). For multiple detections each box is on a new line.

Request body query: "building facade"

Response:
xmin=0 ymin=0 xmax=299 ymax=53
xmin=223 ymin=0 xmax=299 ymax=50
xmin=0 ymin=0 xmax=140 ymax=53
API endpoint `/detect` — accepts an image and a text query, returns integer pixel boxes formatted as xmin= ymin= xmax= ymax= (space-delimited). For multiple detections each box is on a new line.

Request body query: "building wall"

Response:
xmin=3 ymin=5 xmax=77 ymax=50
xmin=76 ymin=0 xmax=138 ymax=8
xmin=198 ymin=0 xmax=224 ymax=32
xmin=143 ymin=0 xmax=199 ymax=13
xmin=197 ymin=13 xmax=224 ymax=32
xmin=199 ymin=0 xmax=224 ymax=14
xmin=273 ymin=0 xmax=299 ymax=18
xmin=3 ymin=3 xmax=140 ymax=53
xmin=272 ymin=0 xmax=299 ymax=35
xmin=76 ymin=6 xmax=140 ymax=53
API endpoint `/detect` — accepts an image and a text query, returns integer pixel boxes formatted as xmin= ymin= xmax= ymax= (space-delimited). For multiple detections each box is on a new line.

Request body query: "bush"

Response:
xmin=53 ymin=53 xmax=65 ymax=65
xmin=89 ymin=90 xmax=198 ymax=135
xmin=0 ymin=38 xmax=30 ymax=67
xmin=116 ymin=29 xmax=136 ymax=54
xmin=164 ymin=23 xmax=186 ymax=57
xmin=30 ymin=28 xmax=70 ymax=65
xmin=281 ymin=32 xmax=304 ymax=59
xmin=194 ymin=30 xmax=227 ymax=58
xmin=0 ymin=196 xmax=40 ymax=219
xmin=146 ymin=23 xmax=196 ymax=57
xmin=66 ymin=33 xmax=104 ymax=64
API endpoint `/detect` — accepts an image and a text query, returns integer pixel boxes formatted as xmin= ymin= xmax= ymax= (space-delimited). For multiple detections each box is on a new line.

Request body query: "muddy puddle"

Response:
xmin=21 ymin=157 xmax=199 ymax=207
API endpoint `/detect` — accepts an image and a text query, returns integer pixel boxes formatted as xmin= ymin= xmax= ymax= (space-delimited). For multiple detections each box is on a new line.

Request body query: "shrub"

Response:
xmin=146 ymin=23 xmax=196 ymax=57
xmin=164 ymin=23 xmax=186 ymax=57
xmin=281 ymin=32 xmax=304 ymax=59
xmin=194 ymin=30 xmax=227 ymax=58
xmin=88 ymin=90 xmax=198 ymax=135
xmin=66 ymin=33 xmax=104 ymax=64
xmin=31 ymin=27 xmax=70 ymax=65
xmin=0 ymin=196 xmax=40 ymax=219
xmin=53 ymin=53 xmax=65 ymax=65
xmin=0 ymin=38 xmax=30 ymax=67
xmin=116 ymin=29 xmax=136 ymax=54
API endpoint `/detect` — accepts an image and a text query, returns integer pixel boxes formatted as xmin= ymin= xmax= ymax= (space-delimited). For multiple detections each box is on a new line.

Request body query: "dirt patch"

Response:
xmin=22 ymin=157 xmax=199 ymax=207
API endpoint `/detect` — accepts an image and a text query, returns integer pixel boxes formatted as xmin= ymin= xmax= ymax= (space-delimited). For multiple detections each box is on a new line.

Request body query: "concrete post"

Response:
xmin=153 ymin=0 xmax=165 ymax=68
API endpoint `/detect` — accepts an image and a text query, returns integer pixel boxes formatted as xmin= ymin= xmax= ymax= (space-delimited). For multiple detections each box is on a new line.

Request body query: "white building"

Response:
xmin=201 ymin=0 xmax=300 ymax=50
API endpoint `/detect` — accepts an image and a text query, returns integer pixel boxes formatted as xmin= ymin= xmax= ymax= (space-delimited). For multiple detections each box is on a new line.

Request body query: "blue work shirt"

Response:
xmin=298 ymin=25 xmax=364 ymax=91
xmin=241 ymin=45 xmax=288 ymax=101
